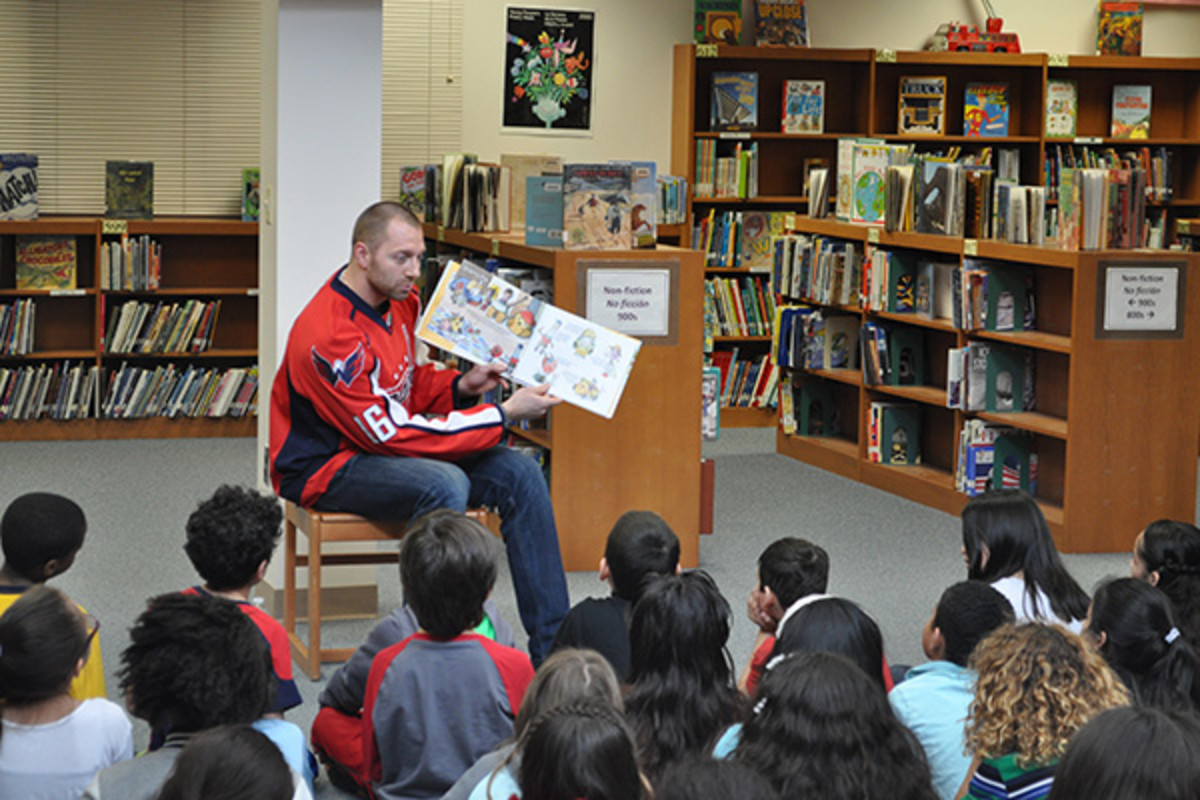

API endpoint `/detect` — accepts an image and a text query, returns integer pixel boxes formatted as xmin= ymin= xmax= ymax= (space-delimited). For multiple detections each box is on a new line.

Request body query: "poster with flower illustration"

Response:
xmin=504 ymin=7 xmax=594 ymax=133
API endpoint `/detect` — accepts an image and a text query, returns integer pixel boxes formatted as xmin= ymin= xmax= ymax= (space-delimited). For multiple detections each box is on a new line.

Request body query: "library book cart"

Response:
xmin=422 ymin=224 xmax=705 ymax=570
xmin=671 ymin=45 xmax=1200 ymax=552
xmin=0 ymin=216 xmax=258 ymax=441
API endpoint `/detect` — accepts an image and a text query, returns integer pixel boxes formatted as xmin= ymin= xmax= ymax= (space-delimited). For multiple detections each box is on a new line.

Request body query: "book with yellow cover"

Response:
xmin=16 ymin=236 xmax=77 ymax=290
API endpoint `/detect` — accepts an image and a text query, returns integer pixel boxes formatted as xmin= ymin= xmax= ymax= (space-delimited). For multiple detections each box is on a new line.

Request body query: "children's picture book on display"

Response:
xmin=504 ymin=8 xmax=594 ymax=132
xmin=0 ymin=154 xmax=38 ymax=220
xmin=694 ymin=0 xmax=742 ymax=44
xmin=898 ymin=76 xmax=946 ymax=136
xmin=610 ymin=160 xmax=657 ymax=247
xmin=398 ymin=166 xmax=426 ymax=222
xmin=1044 ymin=79 xmax=1078 ymax=139
xmin=711 ymin=72 xmax=759 ymax=131
xmin=755 ymin=1 xmax=809 ymax=46
xmin=562 ymin=163 xmax=633 ymax=250
xmin=416 ymin=259 xmax=641 ymax=419
xmin=15 ymin=236 xmax=76 ymax=290
xmin=701 ymin=365 xmax=721 ymax=439
xmin=963 ymin=83 xmax=1010 ymax=137
xmin=525 ymin=175 xmax=565 ymax=247
xmin=105 ymin=160 xmax=153 ymax=218
xmin=1111 ymin=84 xmax=1151 ymax=139
xmin=782 ymin=80 xmax=824 ymax=134
xmin=1097 ymin=2 xmax=1143 ymax=56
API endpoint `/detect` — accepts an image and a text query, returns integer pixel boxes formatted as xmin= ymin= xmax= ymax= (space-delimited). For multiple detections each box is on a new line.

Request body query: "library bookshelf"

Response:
xmin=422 ymin=224 xmax=705 ymax=570
xmin=671 ymin=45 xmax=1200 ymax=434
xmin=0 ymin=216 xmax=258 ymax=441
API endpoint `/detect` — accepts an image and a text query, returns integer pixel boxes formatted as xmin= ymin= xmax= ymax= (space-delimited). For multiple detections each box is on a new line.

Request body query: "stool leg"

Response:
xmin=307 ymin=520 xmax=323 ymax=680
xmin=284 ymin=518 xmax=297 ymax=635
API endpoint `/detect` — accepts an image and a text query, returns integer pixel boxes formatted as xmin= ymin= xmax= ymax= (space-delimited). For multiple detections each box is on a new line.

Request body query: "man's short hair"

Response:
xmin=1 ymin=493 xmax=87 ymax=582
xmin=184 ymin=485 xmax=283 ymax=591
xmin=118 ymin=593 xmax=273 ymax=733
xmin=757 ymin=537 xmax=829 ymax=609
xmin=934 ymin=581 xmax=1016 ymax=667
xmin=400 ymin=510 xmax=498 ymax=639
xmin=352 ymin=201 xmax=420 ymax=255
xmin=604 ymin=511 xmax=680 ymax=601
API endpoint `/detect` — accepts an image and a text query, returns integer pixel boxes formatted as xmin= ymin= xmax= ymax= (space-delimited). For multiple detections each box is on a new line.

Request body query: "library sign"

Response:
xmin=581 ymin=260 xmax=678 ymax=342
xmin=1099 ymin=261 xmax=1186 ymax=339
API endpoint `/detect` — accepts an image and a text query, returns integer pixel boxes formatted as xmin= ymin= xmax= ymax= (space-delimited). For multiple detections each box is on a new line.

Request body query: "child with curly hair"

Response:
xmin=958 ymin=623 xmax=1130 ymax=800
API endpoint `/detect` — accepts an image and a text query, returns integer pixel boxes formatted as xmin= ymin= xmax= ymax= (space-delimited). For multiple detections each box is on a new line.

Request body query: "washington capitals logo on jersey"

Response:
xmin=311 ymin=342 xmax=365 ymax=389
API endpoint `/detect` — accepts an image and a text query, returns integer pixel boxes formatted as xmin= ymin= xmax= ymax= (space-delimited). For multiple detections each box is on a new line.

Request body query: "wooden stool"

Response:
xmin=283 ymin=502 xmax=494 ymax=680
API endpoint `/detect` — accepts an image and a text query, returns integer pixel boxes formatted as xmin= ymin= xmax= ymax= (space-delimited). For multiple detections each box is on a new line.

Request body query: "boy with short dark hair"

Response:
xmin=313 ymin=510 xmax=534 ymax=799
xmin=180 ymin=484 xmax=301 ymax=713
xmin=0 ymin=491 xmax=105 ymax=699
xmin=738 ymin=536 xmax=829 ymax=694
xmin=888 ymin=580 xmax=1015 ymax=800
xmin=548 ymin=510 xmax=681 ymax=680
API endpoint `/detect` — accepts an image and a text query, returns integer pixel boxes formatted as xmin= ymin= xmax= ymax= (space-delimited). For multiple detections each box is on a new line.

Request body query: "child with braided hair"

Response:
xmin=517 ymin=703 xmax=647 ymax=800
xmin=1131 ymin=519 xmax=1200 ymax=647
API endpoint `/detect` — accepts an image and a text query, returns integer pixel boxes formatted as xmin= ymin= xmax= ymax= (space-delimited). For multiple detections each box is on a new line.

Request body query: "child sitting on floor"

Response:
xmin=0 ymin=492 xmax=106 ymax=700
xmin=313 ymin=509 xmax=535 ymax=799
xmin=181 ymin=484 xmax=301 ymax=714
xmin=548 ymin=510 xmax=680 ymax=680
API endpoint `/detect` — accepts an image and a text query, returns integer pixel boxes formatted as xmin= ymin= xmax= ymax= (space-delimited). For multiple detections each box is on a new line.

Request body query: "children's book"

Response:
xmin=701 ymin=365 xmax=721 ymax=440
xmin=1044 ymin=80 xmax=1078 ymax=139
xmin=694 ymin=0 xmax=742 ymax=44
xmin=739 ymin=211 xmax=786 ymax=270
xmin=105 ymin=161 xmax=154 ymax=219
xmin=711 ymin=72 xmax=758 ymax=131
xmin=562 ymin=163 xmax=633 ymax=250
xmin=610 ymin=161 xmax=657 ymax=248
xmin=898 ymin=76 xmax=946 ymax=136
xmin=755 ymin=1 xmax=809 ymax=46
xmin=241 ymin=168 xmax=260 ymax=222
xmin=850 ymin=142 xmax=890 ymax=226
xmin=416 ymin=260 xmax=641 ymax=419
xmin=1097 ymin=2 xmax=1143 ymax=56
xmin=16 ymin=236 xmax=76 ymax=290
xmin=398 ymin=166 xmax=426 ymax=222
xmin=993 ymin=433 xmax=1037 ymax=493
xmin=963 ymin=83 xmax=1010 ymax=137
xmin=1111 ymin=84 xmax=1151 ymax=139
xmin=870 ymin=402 xmax=921 ymax=465
xmin=501 ymin=154 xmax=563 ymax=228
xmin=525 ymin=176 xmax=565 ymax=247
xmin=782 ymin=80 xmax=824 ymax=134
xmin=0 ymin=154 xmax=38 ymax=220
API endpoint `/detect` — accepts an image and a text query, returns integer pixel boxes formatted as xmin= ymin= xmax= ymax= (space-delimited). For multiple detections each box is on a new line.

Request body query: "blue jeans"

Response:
xmin=314 ymin=446 xmax=568 ymax=664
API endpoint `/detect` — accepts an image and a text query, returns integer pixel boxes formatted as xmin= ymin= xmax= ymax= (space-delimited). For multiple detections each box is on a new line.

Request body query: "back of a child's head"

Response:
xmin=770 ymin=596 xmax=886 ymax=692
xmin=604 ymin=510 xmax=680 ymax=601
xmin=656 ymin=757 xmax=779 ymax=800
xmin=156 ymin=725 xmax=293 ymax=800
xmin=1136 ymin=519 xmax=1200 ymax=645
xmin=967 ymin=622 xmax=1130 ymax=766
xmin=629 ymin=570 xmax=732 ymax=684
xmin=1087 ymin=577 xmax=1200 ymax=710
xmin=399 ymin=509 xmax=497 ymax=639
xmin=1047 ymin=706 xmax=1200 ymax=800
xmin=933 ymin=581 xmax=1016 ymax=667
xmin=515 ymin=648 xmax=623 ymax=741
xmin=735 ymin=651 xmax=935 ymax=800
xmin=184 ymin=485 xmax=282 ymax=591
xmin=961 ymin=489 xmax=1088 ymax=622
xmin=118 ymin=592 xmax=272 ymax=733
xmin=1 ymin=492 xmax=86 ymax=583
xmin=0 ymin=585 xmax=88 ymax=706
xmin=757 ymin=537 xmax=829 ymax=608
xmin=518 ymin=703 xmax=644 ymax=800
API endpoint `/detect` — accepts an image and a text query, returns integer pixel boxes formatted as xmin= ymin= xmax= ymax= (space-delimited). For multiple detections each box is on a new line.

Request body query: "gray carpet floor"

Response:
xmin=0 ymin=429 xmax=1172 ymax=798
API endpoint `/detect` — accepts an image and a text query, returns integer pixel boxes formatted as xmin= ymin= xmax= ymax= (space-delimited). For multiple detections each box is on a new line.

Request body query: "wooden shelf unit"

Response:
xmin=0 ymin=216 xmax=258 ymax=440
xmin=422 ymin=224 xmax=705 ymax=570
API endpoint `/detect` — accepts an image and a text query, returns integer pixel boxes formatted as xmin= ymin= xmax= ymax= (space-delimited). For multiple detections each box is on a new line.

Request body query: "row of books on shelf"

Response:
xmin=1044 ymin=144 xmax=1173 ymax=202
xmin=956 ymin=419 xmax=1038 ymax=496
xmin=947 ymin=341 xmax=1036 ymax=414
xmin=693 ymin=139 xmax=759 ymax=199
xmin=709 ymin=348 xmax=778 ymax=410
xmin=771 ymin=233 xmax=861 ymax=307
xmin=705 ymin=276 xmax=776 ymax=338
xmin=1 ymin=299 xmax=34 ymax=356
xmin=0 ymin=361 xmax=258 ymax=422
xmin=101 ymin=234 xmax=161 ymax=291
xmin=693 ymin=209 xmax=785 ymax=269
xmin=773 ymin=307 xmax=857 ymax=372
xmin=104 ymin=299 xmax=221 ymax=354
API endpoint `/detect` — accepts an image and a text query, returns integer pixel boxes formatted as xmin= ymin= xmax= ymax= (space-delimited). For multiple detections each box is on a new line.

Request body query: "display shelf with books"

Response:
xmin=0 ymin=216 xmax=258 ymax=440
xmin=421 ymin=223 xmax=704 ymax=570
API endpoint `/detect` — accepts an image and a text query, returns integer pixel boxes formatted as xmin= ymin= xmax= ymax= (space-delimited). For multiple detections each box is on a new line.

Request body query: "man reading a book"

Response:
xmin=269 ymin=201 xmax=568 ymax=664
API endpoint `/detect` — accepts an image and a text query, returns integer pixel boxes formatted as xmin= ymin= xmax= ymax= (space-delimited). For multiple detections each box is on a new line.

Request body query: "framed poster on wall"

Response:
xmin=504 ymin=7 xmax=595 ymax=133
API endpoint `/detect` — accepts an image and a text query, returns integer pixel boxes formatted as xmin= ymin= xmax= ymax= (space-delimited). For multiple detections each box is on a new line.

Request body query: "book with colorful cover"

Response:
xmin=782 ymin=79 xmax=824 ymax=134
xmin=1097 ymin=2 xmax=1143 ymax=56
xmin=755 ymin=1 xmax=809 ymax=46
xmin=105 ymin=161 xmax=153 ymax=219
xmin=416 ymin=259 xmax=641 ymax=419
xmin=702 ymin=365 xmax=721 ymax=439
xmin=0 ymin=154 xmax=38 ymax=220
xmin=694 ymin=0 xmax=742 ymax=44
xmin=1044 ymin=79 xmax=1078 ymax=139
xmin=850 ymin=142 xmax=890 ymax=226
xmin=898 ymin=76 xmax=946 ymax=136
xmin=739 ymin=211 xmax=786 ymax=270
xmin=16 ymin=236 xmax=76 ymax=290
xmin=562 ymin=163 xmax=633 ymax=250
xmin=1111 ymin=84 xmax=1151 ymax=139
xmin=398 ymin=166 xmax=426 ymax=222
xmin=610 ymin=161 xmax=657 ymax=247
xmin=711 ymin=72 xmax=759 ymax=131
xmin=963 ymin=83 xmax=1010 ymax=137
